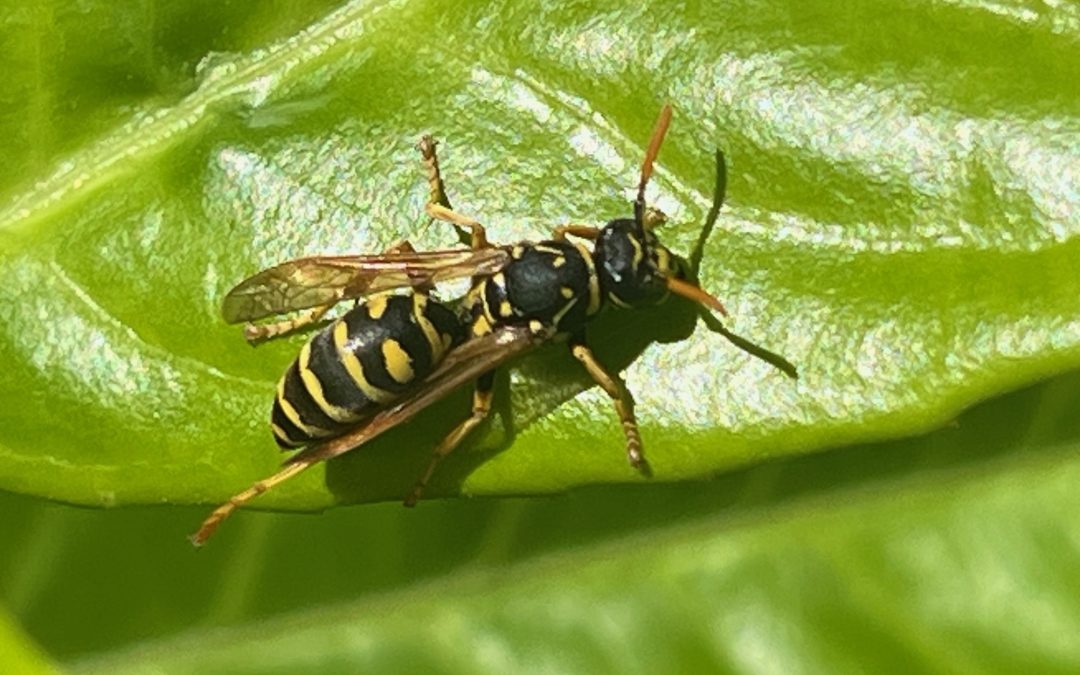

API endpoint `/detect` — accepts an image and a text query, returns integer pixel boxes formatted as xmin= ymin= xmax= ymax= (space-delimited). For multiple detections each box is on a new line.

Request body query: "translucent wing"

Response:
xmin=189 ymin=325 xmax=547 ymax=546
xmin=221 ymin=248 xmax=512 ymax=323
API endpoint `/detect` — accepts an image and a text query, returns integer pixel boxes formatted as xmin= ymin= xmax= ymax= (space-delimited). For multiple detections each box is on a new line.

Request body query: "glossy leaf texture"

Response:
xmin=1 ymin=0 xmax=1078 ymax=513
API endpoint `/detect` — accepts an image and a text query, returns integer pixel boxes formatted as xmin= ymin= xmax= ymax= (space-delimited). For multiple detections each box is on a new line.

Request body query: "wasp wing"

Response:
xmin=286 ymin=325 xmax=548 ymax=465
xmin=221 ymin=248 xmax=512 ymax=323
xmin=189 ymin=326 xmax=547 ymax=546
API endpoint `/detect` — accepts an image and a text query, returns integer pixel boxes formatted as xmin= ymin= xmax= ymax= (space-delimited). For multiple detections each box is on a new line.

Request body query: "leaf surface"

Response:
xmin=0 ymin=0 xmax=1077 ymax=514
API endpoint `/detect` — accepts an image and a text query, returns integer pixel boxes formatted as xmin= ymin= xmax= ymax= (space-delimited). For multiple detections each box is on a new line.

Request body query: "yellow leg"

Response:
xmin=418 ymin=134 xmax=489 ymax=249
xmin=243 ymin=240 xmax=425 ymax=343
xmin=552 ymin=224 xmax=600 ymax=241
xmin=404 ymin=383 xmax=494 ymax=507
xmin=384 ymin=239 xmax=418 ymax=255
xmin=570 ymin=342 xmax=645 ymax=468
xmin=417 ymin=134 xmax=452 ymax=210
xmin=383 ymin=239 xmax=437 ymax=294
xmin=189 ymin=458 xmax=317 ymax=547
xmin=244 ymin=303 xmax=334 ymax=343
xmin=425 ymin=203 xmax=489 ymax=250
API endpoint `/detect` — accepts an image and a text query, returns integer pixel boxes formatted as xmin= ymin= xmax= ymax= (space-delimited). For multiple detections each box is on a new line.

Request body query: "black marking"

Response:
xmin=280 ymin=362 xmax=341 ymax=434
xmin=271 ymin=405 xmax=307 ymax=448
xmin=495 ymin=239 xmax=592 ymax=333
xmin=275 ymin=294 xmax=467 ymax=448
xmin=595 ymin=219 xmax=667 ymax=307
xmin=308 ymin=326 xmax=377 ymax=417
xmin=343 ymin=296 xmax=438 ymax=393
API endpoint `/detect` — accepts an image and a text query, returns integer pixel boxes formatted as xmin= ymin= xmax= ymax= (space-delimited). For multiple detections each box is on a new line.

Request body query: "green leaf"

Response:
xmin=1 ymin=0 xmax=1078 ymax=520
xmin=31 ymin=371 xmax=1078 ymax=672
xmin=0 ymin=608 xmax=58 ymax=675
xmin=3 ymin=3 xmax=1078 ymax=669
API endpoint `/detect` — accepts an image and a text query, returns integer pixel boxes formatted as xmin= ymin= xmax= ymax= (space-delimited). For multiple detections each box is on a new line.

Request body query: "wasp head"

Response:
xmin=593 ymin=103 xmax=727 ymax=316
xmin=594 ymin=200 xmax=727 ymax=316
xmin=594 ymin=207 xmax=682 ymax=308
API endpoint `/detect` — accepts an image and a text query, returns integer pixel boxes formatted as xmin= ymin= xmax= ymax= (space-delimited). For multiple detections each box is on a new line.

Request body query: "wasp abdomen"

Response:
xmin=271 ymin=293 xmax=466 ymax=448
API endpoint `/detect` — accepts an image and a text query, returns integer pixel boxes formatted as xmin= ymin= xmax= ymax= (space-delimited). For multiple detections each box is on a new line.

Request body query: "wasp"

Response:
xmin=190 ymin=105 xmax=796 ymax=546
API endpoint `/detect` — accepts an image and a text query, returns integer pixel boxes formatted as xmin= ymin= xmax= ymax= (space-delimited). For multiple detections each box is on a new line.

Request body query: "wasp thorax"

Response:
xmin=594 ymin=219 xmax=671 ymax=308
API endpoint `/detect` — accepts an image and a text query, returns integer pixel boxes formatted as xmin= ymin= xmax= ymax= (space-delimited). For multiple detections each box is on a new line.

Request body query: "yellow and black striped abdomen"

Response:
xmin=271 ymin=293 xmax=466 ymax=448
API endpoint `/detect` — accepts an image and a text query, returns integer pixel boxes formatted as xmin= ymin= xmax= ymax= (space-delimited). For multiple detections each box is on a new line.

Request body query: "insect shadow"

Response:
xmin=321 ymin=294 xmax=701 ymax=504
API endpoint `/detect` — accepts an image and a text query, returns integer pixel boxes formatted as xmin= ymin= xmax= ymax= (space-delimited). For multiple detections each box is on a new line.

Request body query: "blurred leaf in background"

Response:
xmin=0 ymin=0 xmax=1077 ymax=671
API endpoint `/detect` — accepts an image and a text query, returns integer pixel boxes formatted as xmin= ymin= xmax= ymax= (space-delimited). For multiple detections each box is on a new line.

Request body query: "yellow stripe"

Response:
xmin=412 ymin=295 xmax=445 ymax=361
xmin=480 ymin=277 xmax=502 ymax=323
xmin=533 ymin=244 xmax=565 ymax=256
xmin=628 ymin=233 xmax=644 ymax=269
xmin=381 ymin=339 xmax=415 ymax=384
xmin=576 ymin=243 xmax=601 ymax=315
xmin=271 ymin=422 xmax=302 ymax=447
xmin=464 ymin=284 xmax=485 ymax=318
xmin=608 ymin=292 xmax=631 ymax=308
xmin=298 ymin=341 xmax=357 ymax=424
xmin=551 ymin=297 xmax=579 ymax=327
xmin=472 ymin=314 xmax=492 ymax=337
xmin=367 ymin=294 xmax=390 ymax=320
xmin=334 ymin=321 xmax=395 ymax=404
xmin=499 ymin=300 xmax=514 ymax=317
xmin=655 ymin=245 xmax=672 ymax=275
xmin=275 ymin=384 xmax=332 ymax=438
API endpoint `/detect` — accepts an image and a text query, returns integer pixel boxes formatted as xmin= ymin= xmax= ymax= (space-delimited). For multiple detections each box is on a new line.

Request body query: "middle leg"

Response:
xmin=404 ymin=371 xmax=495 ymax=507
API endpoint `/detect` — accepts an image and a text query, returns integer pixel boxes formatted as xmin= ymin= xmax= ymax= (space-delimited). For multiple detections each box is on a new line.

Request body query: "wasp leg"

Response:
xmin=244 ymin=304 xmax=335 ymax=343
xmin=189 ymin=457 xmax=317 ymax=547
xmin=425 ymin=203 xmax=489 ymax=250
xmin=418 ymin=134 xmax=484 ymax=249
xmin=384 ymin=239 xmax=418 ymax=254
xmin=552 ymin=224 xmax=599 ymax=241
xmin=243 ymin=240 xmax=427 ymax=343
xmin=570 ymin=340 xmax=646 ymax=470
xmin=417 ymin=134 xmax=453 ymax=210
xmin=383 ymin=239 xmax=436 ymax=294
xmin=404 ymin=372 xmax=494 ymax=507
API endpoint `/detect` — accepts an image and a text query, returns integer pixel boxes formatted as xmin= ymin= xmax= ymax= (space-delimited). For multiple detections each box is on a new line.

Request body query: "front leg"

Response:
xmin=425 ymin=203 xmax=490 ymax=250
xmin=569 ymin=337 xmax=646 ymax=470
xmin=417 ymin=135 xmax=453 ymax=210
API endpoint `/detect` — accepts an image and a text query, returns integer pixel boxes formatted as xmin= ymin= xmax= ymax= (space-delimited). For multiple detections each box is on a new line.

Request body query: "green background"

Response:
xmin=0 ymin=0 xmax=1077 ymax=671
